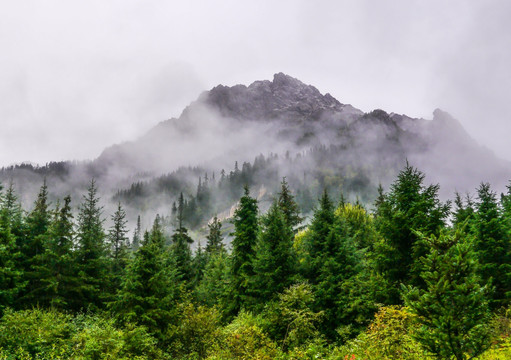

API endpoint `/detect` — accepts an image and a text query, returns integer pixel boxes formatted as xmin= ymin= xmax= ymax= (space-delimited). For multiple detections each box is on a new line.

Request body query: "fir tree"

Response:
xmin=252 ymin=200 xmax=296 ymax=307
xmin=74 ymin=179 xmax=108 ymax=310
xmin=474 ymin=182 xmax=511 ymax=307
xmin=33 ymin=195 xmax=79 ymax=309
xmin=403 ymin=229 xmax=492 ymax=359
xmin=132 ymin=215 xmax=141 ymax=251
xmin=230 ymin=185 xmax=259 ymax=313
xmin=373 ymin=163 xmax=449 ymax=302
xmin=277 ymin=177 xmax=303 ymax=232
xmin=171 ymin=197 xmax=194 ymax=283
xmin=205 ymin=215 xmax=224 ymax=254
xmin=111 ymin=218 xmax=178 ymax=342
xmin=108 ymin=202 xmax=130 ymax=291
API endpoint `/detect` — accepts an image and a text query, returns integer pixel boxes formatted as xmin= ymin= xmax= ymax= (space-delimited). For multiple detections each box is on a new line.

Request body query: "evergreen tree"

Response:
xmin=0 ymin=181 xmax=24 ymax=240
xmin=230 ymin=185 xmax=259 ymax=313
xmin=192 ymin=242 xmax=208 ymax=288
xmin=205 ymin=215 xmax=223 ymax=255
xmin=0 ymin=184 xmax=24 ymax=314
xmin=403 ymin=229 xmax=492 ymax=359
xmin=252 ymin=200 xmax=296 ymax=307
xmin=277 ymin=177 xmax=303 ymax=232
xmin=111 ymin=218 xmax=178 ymax=342
xmin=132 ymin=215 xmax=141 ymax=251
xmin=171 ymin=196 xmax=194 ymax=283
xmin=74 ymin=179 xmax=108 ymax=310
xmin=108 ymin=202 xmax=130 ymax=292
xmin=304 ymin=189 xmax=335 ymax=282
xmin=453 ymin=192 xmax=475 ymax=229
xmin=474 ymin=182 xmax=511 ymax=307
xmin=33 ymin=195 xmax=79 ymax=309
xmin=20 ymin=180 xmax=51 ymax=306
xmin=373 ymin=163 xmax=449 ymax=302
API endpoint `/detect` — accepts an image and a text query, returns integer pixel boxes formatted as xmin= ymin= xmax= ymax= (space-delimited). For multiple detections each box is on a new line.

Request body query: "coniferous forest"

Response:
xmin=2 ymin=163 xmax=511 ymax=359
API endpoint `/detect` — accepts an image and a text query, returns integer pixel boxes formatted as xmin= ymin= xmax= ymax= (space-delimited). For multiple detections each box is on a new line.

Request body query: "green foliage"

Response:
xmin=205 ymin=215 xmax=223 ymax=255
xmin=252 ymin=200 xmax=297 ymax=308
xmin=108 ymin=202 xmax=130 ymax=292
xmin=74 ymin=179 xmax=108 ymax=310
xmin=374 ymin=163 xmax=449 ymax=302
xmin=474 ymin=183 xmax=511 ymax=308
xmin=403 ymin=229 xmax=492 ymax=359
xmin=230 ymin=185 xmax=259 ymax=314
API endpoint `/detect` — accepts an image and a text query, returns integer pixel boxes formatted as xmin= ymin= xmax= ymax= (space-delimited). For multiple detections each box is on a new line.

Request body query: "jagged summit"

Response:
xmin=203 ymin=72 xmax=345 ymax=122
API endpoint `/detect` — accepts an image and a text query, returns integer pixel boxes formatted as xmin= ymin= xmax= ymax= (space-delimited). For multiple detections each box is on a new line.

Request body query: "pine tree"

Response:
xmin=474 ymin=182 xmax=511 ymax=307
xmin=403 ymin=229 xmax=492 ymax=359
xmin=304 ymin=189 xmax=335 ymax=282
xmin=74 ymin=179 xmax=108 ymax=310
xmin=111 ymin=218 xmax=178 ymax=342
xmin=0 ymin=184 xmax=24 ymax=314
xmin=252 ymin=200 xmax=296 ymax=307
xmin=33 ymin=195 xmax=79 ymax=309
xmin=108 ymin=202 xmax=130 ymax=292
xmin=20 ymin=180 xmax=51 ymax=306
xmin=171 ymin=195 xmax=194 ymax=283
xmin=277 ymin=177 xmax=303 ymax=232
xmin=230 ymin=185 xmax=259 ymax=313
xmin=373 ymin=163 xmax=449 ymax=302
xmin=132 ymin=215 xmax=141 ymax=251
xmin=205 ymin=215 xmax=223 ymax=254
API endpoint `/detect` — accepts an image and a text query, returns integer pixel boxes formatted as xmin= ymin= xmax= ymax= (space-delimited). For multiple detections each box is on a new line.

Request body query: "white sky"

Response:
xmin=1 ymin=0 xmax=510 ymax=165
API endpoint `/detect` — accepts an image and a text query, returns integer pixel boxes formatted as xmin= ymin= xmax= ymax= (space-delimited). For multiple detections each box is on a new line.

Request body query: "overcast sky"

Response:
xmin=1 ymin=0 xmax=510 ymax=166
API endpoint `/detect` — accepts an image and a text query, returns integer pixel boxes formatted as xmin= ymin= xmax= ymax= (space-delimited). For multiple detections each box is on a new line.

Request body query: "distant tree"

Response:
xmin=205 ymin=215 xmax=224 ymax=255
xmin=171 ymin=196 xmax=194 ymax=284
xmin=132 ymin=215 xmax=141 ymax=251
xmin=277 ymin=177 xmax=303 ymax=232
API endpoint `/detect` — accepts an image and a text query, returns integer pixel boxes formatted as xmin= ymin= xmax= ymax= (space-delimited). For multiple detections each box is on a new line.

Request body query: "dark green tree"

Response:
xmin=110 ymin=217 xmax=178 ymax=342
xmin=171 ymin=195 xmax=194 ymax=284
xmin=373 ymin=163 xmax=449 ymax=302
xmin=277 ymin=177 xmax=303 ymax=232
xmin=230 ymin=185 xmax=259 ymax=313
xmin=74 ymin=179 xmax=108 ymax=310
xmin=403 ymin=229 xmax=492 ymax=359
xmin=20 ymin=180 xmax=51 ymax=306
xmin=474 ymin=182 xmax=511 ymax=307
xmin=132 ymin=215 xmax=141 ymax=251
xmin=108 ymin=202 xmax=130 ymax=292
xmin=252 ymin=200 xmax=296 ymax=308
xmin=33 ymin=195 xmax=79 ymax=309
xmin=205 ymin=215 xmax=224 ymax=255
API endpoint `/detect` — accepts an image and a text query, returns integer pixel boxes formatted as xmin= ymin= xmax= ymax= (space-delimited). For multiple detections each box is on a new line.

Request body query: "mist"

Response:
xmin=1 ymin=1 xmax=510 ymax=167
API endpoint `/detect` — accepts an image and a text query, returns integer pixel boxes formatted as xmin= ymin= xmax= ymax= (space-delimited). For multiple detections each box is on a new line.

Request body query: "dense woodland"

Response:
xmin=2 ymin=163 xmax=511 ymax=359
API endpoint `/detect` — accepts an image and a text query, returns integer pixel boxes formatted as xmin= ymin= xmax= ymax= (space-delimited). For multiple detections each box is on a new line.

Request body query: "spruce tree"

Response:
xmin=108 ymin=202 xmax=130 ymax=292
xmin=171 ymin=195 xmax=193 ymax=283
xmin=132 ymin=215 xmax=141 ymax=251
xmin=230 ymin=185 xmax=259 ymax=313
xmin=74 ymin=179 xmax=108 ymax=310
xmin=20 ymin=180 xmax=51 ymax=306
xmin=474 ymin=182 xmax=511 ymax=307
xmin=277 ymin=177 xmax=303 ymax=232
xmin=111 ymin=218 xmax=178 ymax=342
xmin=373 ymin=163 xmax=449 ymax=302
xmin=205 ymin=215 xmax=223 ymax=255
xmin=403 ymin=229 xmax=492 ymax=359
xmin=33 ymin=195 xmax=79 ymax=309
xmin=252 ymin=200 xmax=296 ymax=307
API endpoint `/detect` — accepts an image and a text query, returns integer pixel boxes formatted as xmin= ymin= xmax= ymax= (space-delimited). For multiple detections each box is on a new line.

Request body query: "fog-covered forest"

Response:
xmin=2 ymin=161 xmax=511 ymax=359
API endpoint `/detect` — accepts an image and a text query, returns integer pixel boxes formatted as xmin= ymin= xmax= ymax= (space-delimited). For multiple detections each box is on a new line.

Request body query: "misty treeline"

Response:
xmin=3 ymin=163 xmax=511 ymax=359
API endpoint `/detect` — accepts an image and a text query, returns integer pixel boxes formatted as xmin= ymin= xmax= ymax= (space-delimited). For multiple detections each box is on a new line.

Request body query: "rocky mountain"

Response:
xmin=2 ymin=73 xmax=510 ymax=224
